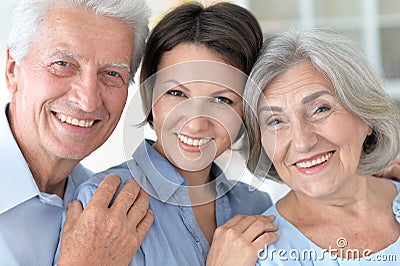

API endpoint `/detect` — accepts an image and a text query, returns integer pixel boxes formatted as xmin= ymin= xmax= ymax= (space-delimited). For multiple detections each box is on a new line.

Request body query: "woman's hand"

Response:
xmin=206 ymin=214 xmax=278 ymax=266
xmin=375 ymin=158 xmax=400 ymax=181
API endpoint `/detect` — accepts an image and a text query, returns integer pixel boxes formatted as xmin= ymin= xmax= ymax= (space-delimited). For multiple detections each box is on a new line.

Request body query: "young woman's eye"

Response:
xmin=213 ymin=96 xmax=233 ymax=104
xmin=167 ymin=90 xmax=186 ymax=97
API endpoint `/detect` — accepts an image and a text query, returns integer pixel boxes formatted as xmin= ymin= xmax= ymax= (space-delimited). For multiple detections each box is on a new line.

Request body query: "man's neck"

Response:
xmin=7 ymin=105 xmax=78 ymax=198
xmin=28 ymin=155 xmax=77 ymax=198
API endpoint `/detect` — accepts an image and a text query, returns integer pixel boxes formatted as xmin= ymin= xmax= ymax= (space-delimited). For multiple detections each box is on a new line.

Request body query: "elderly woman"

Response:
xmin=243 ymin=29 xmax=400 ymax=265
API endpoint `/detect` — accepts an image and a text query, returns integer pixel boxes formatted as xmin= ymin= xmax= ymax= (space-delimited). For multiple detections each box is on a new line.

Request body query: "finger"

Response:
xmin=373 ymin=172 xmax=383 ymax=177
xmin=222 ymin=214 xmax=273 ymax=229
xmin=134 ymin=209 xmax=154 ymax=242
xmin=64 ymin=200 xmax=83 ymax=227
xmin=389 ymin=165 xmax=400 ymax=179
xmin=111 ymin=179 xmax=141 ymax=214
xmin=253 ymin=231 xmax=279 ymax=251
xmin=242 ymin=216 xmax=278 ymax=242
xmin=127 ymin=189 xmax=151 ymax=225
xmin=86 ymin=174 xmax=120 ymax=208
xmin=232 ymin=215 xmax=276 ymax=234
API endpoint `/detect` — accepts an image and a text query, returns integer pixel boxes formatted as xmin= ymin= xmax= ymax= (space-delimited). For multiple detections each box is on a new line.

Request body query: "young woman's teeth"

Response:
xmin=56 ymin=114 xmax=95 ymax=128
xmin=178 ymin=134 xmax=211 ymax=146
xmin=296 ymin=152 xmax=333 ymax=168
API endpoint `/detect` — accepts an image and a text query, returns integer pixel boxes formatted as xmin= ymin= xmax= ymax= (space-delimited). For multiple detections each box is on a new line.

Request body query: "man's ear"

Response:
xmin=5 ymin=48 xmax=19 ymax=94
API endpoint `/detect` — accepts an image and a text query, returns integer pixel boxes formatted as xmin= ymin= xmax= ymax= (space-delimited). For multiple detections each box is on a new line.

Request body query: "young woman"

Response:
xmin=71 ymin=2 xmax=278 ymax=265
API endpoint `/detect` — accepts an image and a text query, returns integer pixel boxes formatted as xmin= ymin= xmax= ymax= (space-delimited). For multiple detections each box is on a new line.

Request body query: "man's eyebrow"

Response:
xmin=49 ymin=50 xmax=82 ymax=60
xmin=104 ymin=61 xmax=130 ymax=72
xmin=49 ymin=50 xmax=130 ymax=71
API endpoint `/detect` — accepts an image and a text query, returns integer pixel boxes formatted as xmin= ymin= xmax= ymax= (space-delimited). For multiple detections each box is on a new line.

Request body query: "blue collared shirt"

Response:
xmin=0 ymin=104 xmax=92 ymax=265
xmin=74 ymin=140 xmax=272 ymax=265
xmin=257 ymin=181 xmax=400 ymax=266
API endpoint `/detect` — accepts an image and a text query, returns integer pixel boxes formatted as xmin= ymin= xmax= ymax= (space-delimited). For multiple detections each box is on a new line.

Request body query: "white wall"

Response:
xmin=0 ymin=2 xmax=13 ymax=106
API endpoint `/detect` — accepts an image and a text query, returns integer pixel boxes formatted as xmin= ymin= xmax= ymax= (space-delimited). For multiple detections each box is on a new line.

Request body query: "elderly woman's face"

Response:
xmin=257 ymin=61 xmax=372 ymax=199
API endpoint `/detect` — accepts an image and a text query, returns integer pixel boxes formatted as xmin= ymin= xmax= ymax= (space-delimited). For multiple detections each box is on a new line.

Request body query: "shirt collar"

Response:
xmin=0 ymin=104 xmax=91 ymax=213
xmin=0 ymin=104 xmax=39 ymax=214
xmin=131 ymin=139 xmax=235 ymax=205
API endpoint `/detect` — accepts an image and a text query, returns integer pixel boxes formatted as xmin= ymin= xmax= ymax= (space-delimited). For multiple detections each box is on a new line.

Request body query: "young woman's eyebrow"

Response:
xmin=164 ymin=79 xmax=190 ymax=92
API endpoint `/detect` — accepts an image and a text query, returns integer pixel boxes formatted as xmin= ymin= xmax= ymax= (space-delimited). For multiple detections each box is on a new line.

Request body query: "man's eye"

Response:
xmin=214 ymin=97 xmax=233 ymax=104
xmin=107 ymin=71 xmax=120 ymax=78
xmin=55 ymin=61 xmax=69 ymax=67
xmin=49 ymin=61 xmax=75 ymax=77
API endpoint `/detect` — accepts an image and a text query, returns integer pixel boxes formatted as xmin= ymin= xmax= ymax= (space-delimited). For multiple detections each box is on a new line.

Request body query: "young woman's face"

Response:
xmin=258 ymin=61 xmax=372 ymax=199
xmin=151 ymin=43 xmax=245 ymax=172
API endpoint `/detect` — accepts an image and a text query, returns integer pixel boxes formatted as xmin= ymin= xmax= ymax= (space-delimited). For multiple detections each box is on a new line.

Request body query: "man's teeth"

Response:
xmin=296 ymin=152 xmax=332 ymax=169
xmin=56 ymin=114 xmax=95 ymax=128
xmin=177 ymin=134 xmax=212 ymax=146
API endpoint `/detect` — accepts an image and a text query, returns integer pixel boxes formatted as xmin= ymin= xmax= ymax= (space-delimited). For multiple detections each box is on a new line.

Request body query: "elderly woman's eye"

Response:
xmin=315 ymin=105 xmax=331 ymax=113
xmin=267 ymin=117 xmax=281 ymax=126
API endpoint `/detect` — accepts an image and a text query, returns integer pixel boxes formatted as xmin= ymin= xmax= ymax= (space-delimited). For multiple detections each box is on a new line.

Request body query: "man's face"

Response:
xmin=6 ymin=5 xmax=135 ymax=161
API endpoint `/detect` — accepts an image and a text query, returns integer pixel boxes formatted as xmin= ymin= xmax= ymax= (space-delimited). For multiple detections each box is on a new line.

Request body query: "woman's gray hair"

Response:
xmin=8 ymin=0 xmax=150 ymax=83
xmin=243 ymin=28 xmax=400 ymax=181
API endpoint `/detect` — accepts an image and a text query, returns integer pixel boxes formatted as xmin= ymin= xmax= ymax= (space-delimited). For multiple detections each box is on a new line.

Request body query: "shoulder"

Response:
xmin=390 ymin=179 xmax=400 ymax=192
xmin=391 ymin=180 xmax=400 ymax=222
xmin=227 ymin=180 xmax=273 ymax=215
xmin=75 ymin=160 xmax=140 ymax=205
xmin=233 ymin=181 xmax=272 ymax=203
xmin=69 ymin=163 xmax=93 ymax=186
xmin=83 ymin=159 xmax=147 ymax=186
xmin=256 ymin=205 xmax=316 ymax=265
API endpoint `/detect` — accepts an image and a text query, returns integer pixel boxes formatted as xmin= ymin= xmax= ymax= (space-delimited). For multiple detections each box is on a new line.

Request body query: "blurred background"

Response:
xmin=1 ymin=0 xmax=399 ymax=201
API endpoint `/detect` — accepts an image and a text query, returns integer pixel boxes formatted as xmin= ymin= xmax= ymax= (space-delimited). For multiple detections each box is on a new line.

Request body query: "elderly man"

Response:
xmin=1 ymin=0 xmax=153 ymax=264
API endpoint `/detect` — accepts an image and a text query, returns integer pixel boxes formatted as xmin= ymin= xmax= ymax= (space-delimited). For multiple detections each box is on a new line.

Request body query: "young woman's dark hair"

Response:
xmin=139 ymin=2 xmax=263 ymax=127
